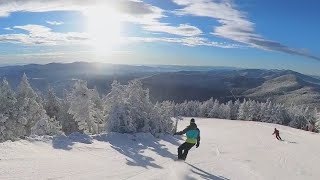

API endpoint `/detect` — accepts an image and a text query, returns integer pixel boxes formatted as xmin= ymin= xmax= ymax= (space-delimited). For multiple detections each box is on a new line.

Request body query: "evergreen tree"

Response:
xmin=231 ymin=99 xmax=240 ymax=120
xmin=209 ymin=99 xmax=220 ymax=118
xmin=125 ymin=80 xmax=153 ymax=132
xmin=59 ymin=90 xmax=79 ymax=135
xmin=44 ymin=86 xmax=61 ymax=119
xmin=91 ymin=87 xmax=105 ymax=134
xmin=0 ymin=79 xmax=17 ymax=141
xmin=14 ymin=74 xmax=60 ymax=137
xmin=199 ymin=98 xmax=214 ymax=117
xmin=237 ymin=99 xmax=248 ymax=120
xmin=68 ymin=80 xmax=96 ymax=134
xmin=154 ymin=101 xmax=175 ymax=134
xmin=104 ymin=81 xmax=134 ymax=133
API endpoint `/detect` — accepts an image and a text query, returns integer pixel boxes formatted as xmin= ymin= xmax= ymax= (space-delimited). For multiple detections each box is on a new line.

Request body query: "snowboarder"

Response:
xmin=174 ymin=118 xmax=200 ymax=160
xmin=272 ymin=128 xmax=282 ymax=140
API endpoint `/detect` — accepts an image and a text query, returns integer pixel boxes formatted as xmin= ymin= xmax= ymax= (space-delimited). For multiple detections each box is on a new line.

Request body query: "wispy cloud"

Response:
xmin=172 ymin=0 xmax=320 ymax=61
xmin=143 ymin=23 xmax=202 ymax=37
xmin=129 ymin=36 xmax=241 ymax=48
xmin=0 ymin=24 xmax=89 ymax=45
xmin=0 ymin=23 xmax=237 ymax=48
xmin=4 ymin=27 xmax=13 ymax=31
xmin=46 ymin=21 xmax=64 ymax=25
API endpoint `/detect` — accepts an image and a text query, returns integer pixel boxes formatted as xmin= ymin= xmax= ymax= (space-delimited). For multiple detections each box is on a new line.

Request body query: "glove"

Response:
xmin=196 ymin=142 xmax=200 ymax=148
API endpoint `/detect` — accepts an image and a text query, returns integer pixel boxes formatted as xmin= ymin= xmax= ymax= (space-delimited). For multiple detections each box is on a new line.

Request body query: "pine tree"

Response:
xmin=0 ymin=79 xmax=17 ymax=141
xmin=125 ymin=80 xmax=153 ymax=132
xmin=58 ymin=90 xmax=79 ymax=135
xmin=14 ymin=74 xmax=60 ymax=137
xmin=315 ymin=112 xmax=320 ymax=133
xmin=209 ymin=99 xmax=220 ymax=118
xmin=199 ymin=98 xmax=214 ymax=117
xmin=14 ymin=74 xmax=45 ymax=136
xmin=231 ymin=99 xmax=240 ymax=120
xmin=154 ymin=101 xmax=175 ymax=133
xmin=68 ymin=80 xmax=97 ymax=134
xmin=44 ymin=86 xmax=61 ymax=119
xmin=104 ymin=81 xmax=134 ymax=133
xmin=238 ymin=99 xmax=248 ymax=120
xmin=91 ymin=87 xmax=105 ymax=134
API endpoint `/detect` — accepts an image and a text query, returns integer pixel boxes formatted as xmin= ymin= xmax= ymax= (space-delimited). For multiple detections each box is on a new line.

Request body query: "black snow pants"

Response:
xmin=276 ymin=134 xmax=282 ymax=140
xmin=178 ymin=142 xmax=195 ymax=160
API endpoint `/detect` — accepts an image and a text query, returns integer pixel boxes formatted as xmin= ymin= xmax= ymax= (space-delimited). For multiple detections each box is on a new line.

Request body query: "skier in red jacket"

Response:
xmin=272 ymin=128 xmax=282 ymax=140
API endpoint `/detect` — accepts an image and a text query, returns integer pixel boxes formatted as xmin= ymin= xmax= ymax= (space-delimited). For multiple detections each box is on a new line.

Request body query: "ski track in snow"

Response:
xmin=1 ymin=118 xmax=320 ymax=180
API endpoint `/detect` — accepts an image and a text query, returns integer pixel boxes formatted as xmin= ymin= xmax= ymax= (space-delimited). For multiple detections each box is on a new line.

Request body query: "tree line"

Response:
xmin=175 ymin=98 xmax=319 ymax=132
xmin=0 ymin=74 xmax=319 ymax=142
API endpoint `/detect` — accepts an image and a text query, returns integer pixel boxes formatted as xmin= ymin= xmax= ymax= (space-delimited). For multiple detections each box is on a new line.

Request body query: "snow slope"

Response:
xmin=1 ymin=118 xmax=320 ymax=180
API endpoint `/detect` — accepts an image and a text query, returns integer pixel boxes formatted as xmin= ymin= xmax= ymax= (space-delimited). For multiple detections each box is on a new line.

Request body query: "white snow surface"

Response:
xmin=1 ymin=118 xmax=320 ymax=180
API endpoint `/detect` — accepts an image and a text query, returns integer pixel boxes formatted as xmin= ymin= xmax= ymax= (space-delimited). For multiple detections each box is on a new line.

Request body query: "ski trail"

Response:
xmin=122 ymin=159 xmax=193 ymax=180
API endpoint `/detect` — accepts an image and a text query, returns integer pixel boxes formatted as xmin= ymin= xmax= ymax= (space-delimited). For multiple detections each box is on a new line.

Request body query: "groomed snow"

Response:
xmin=1 ymin=118 xmax=320 ymax=180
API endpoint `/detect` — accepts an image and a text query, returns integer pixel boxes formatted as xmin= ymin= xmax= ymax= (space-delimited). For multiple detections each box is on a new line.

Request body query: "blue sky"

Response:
xmin=0 ymin=0 xmax=319 ymax=75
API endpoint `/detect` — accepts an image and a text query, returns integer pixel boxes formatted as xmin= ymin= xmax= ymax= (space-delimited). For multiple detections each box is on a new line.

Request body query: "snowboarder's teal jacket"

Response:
xmin=176 ymin=123 xmax=200 ymax=144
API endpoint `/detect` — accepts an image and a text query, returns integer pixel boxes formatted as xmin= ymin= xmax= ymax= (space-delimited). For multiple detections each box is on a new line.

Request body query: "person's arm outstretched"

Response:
xmin=174 ymin=126 xmax=189 ymax=135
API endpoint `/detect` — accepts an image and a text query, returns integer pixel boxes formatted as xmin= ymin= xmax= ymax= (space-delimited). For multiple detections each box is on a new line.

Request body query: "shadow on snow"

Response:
xmin=52 ymin=132 xmax=93 ymax=150
xmin=93 ymin=133 xmax=177 ymax=169
xmin=185 ymin=162 xmax=230 ymax=180
xmin=51 ymin=132 xmax=182 ymax=169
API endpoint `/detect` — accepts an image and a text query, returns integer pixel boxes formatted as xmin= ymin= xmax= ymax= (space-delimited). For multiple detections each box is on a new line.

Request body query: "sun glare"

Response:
xmin=86 ymin=6 xmax=122 ymax=56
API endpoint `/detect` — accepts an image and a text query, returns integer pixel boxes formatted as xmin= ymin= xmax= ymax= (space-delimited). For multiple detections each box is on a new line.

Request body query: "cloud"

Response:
xmin=0 ymin=0 xmax=161 ymax=18
xmin=4 ymin=27 xmax=13 ymax=31
xmin=172 ymin=0 xmax=320 ymax=61
xmin=0 ymin=23 xmax=238 ymax=48
xmin=129 ymin=36 xmax=241 ymax=48
xmin=143 ymin=23 xmax=202 ymax=37
xmin=0 ymin=24 xmax=89 ymax=45
xmin=0 ymin=0 xmax=203 ymax=38
xmin=46 ymin=21 xmax=64 ymax=25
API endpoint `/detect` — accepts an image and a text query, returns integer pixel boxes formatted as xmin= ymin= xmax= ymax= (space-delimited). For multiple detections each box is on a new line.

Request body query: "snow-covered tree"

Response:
xmin=199 ymin=98 xmax=214 ymax=117
xmin=247 ymin=100 xmax=258 ymax=121
xmin=13 ymin=74 xmax=60 ymax=137
xmin=105 ymin=80 xmax=174 ymax=134
xmin=68 ymin=80 xmax=97 ymax=134
xmin=31 ymin=116 xmax=61 ymax=136
xmin=208 ymin=99 xmax=220 ymax=118
xmin=126 ymin=80 xmax=154 ymax=132
xmin=0 ymin=79 xmax=17 ymax=141
xmin=237 ymin=99 xmax=249 ymax=120
xmin=91 ymin=87 xmax=105 ymax=134
xmin=269 ymin=104 xmax=285 ymax=124
xmin=287 ymin=105 xmax=309 ymax=129
xmin=44 ymin=86 xmax=61 ymax=119
xmin=104 ymin=81 xmax=134 ymax=133
xmin=315 ymin=113 xmax=320 ymax=133
xmin=220 ymin=102 xmax=231 ymax=119
xmin=230 ymin=99 xmax=240 ymax=120
xmin=153 ymin=101 xmax=175 ymax=134
xmin=57 ymin=90 xmax=79 ymax=135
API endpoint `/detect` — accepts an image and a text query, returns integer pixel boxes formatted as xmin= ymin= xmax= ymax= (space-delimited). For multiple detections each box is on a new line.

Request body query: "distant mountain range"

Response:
xmin=1 ymin=62 xmax=319 ymax=109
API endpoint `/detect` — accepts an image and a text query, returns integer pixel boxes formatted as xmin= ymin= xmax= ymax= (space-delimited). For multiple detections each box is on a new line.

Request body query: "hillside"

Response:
xmin=142 ymin=70 xmax=320 ymax=108
xmin=1 ymin=62 xmax=320 ymax=108
xmin=1 ymin=118 xmax=319 ymax=180
xmin=245 ymin=74 xmax=320 ymax=107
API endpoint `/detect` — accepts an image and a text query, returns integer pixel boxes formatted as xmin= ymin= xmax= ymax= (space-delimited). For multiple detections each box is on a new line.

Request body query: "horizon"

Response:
xmin=1 ymin=61 xmax=319 ymax=77
xmin=0 ymin=0 xmax=320 ymax=75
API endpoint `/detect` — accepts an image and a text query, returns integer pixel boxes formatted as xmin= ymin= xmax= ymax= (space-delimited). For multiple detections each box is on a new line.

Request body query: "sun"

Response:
xmin=85 ymin=6 xmax=123 ymax=56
